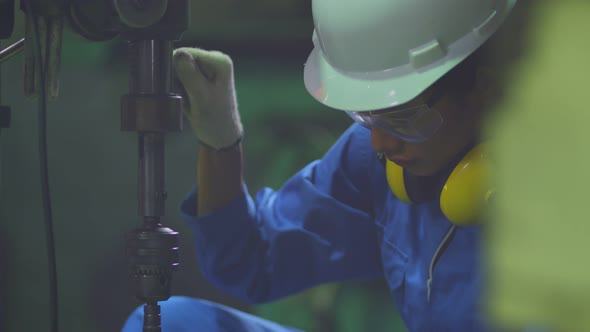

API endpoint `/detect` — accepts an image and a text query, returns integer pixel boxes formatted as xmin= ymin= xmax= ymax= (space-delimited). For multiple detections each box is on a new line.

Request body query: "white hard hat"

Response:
xmin=304 ymin=0 xmax=517 ymax=112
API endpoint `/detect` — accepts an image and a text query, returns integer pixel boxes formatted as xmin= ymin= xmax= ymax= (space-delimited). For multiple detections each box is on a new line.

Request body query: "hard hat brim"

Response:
xmin=303 ymin=46 xmax=468 ymax=112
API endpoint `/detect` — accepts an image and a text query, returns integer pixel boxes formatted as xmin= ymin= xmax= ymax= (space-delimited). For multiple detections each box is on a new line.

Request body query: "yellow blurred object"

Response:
xmin=485 ymin=1 xmax=590 ymax=331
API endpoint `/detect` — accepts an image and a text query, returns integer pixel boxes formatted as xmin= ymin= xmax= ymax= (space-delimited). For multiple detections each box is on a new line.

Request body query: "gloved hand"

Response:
xmin=173 ymin=47 xmax=243 ymax=150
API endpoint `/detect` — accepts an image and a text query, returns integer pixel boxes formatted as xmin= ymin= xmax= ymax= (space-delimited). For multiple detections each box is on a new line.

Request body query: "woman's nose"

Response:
xmin=371 ymin=126 xmax=405 ymax=154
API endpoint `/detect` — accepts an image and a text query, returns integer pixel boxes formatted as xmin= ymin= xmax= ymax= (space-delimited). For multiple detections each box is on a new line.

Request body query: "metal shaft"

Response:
xmin=129 ymin=39 xmax=173 ymax=94
xmin=143 ymin=302 xmax=162 ymax=332
xmin=128 ymin=40 xmax=173 ymax=220
xmin=138 ymin=132 xmax=166 ymax=218
xmin=117 ymin=2 xmax=188 ymax=331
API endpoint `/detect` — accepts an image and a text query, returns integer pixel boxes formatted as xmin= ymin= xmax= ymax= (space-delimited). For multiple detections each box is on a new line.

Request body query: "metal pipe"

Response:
xmin=0 ymin=38 xmax=24 ymax=64
xmin=143 ymin=302 xmax=162 ymax=332
xmin=129 ymin=39 xmax=173 ymax=94
xmin=138 ymin=132 xmax=166 ymax=218
xmin=127 ymin=39 xmax=173 ymax=219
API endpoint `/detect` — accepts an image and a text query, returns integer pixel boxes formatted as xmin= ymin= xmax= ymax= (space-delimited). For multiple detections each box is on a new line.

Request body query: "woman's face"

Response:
xmin=370 ymin=90 xmax=484 ymax=176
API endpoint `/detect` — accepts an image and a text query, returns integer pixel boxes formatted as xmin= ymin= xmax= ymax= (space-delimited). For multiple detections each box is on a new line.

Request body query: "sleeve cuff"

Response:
xmin=178 ymin=183 xmax=256 ymax=236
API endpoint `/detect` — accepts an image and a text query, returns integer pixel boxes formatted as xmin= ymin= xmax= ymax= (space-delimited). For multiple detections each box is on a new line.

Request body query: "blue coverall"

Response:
xmin=123 ymin=124 xmax=486 ymax=332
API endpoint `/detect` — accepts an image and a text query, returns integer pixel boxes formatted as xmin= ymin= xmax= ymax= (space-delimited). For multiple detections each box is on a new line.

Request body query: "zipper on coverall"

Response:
xmin=427 ymin=225 xmax=457 ymax=302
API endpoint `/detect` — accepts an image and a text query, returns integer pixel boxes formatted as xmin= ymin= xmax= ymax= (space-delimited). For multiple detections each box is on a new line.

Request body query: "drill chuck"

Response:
xmin=125 ymin=224 xmax=179 ymax=303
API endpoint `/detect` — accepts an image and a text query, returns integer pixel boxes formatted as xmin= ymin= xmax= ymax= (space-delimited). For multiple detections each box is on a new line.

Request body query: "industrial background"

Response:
xmin=0 ymin=1 xmax=406 ymax=331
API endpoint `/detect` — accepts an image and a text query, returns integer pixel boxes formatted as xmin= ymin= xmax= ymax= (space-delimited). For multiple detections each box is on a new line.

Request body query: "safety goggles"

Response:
xmin=346 ymin=88 xmax=445 ymax=142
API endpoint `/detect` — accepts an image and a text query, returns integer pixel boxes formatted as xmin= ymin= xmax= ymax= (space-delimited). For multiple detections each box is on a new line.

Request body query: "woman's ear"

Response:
xmin=458 ymin=66 xmax=501 ymax=129
xmin=461 ymin=66 xmax=501 ymax=114
xmin=475 ymin=66 xmax=502 ymax=106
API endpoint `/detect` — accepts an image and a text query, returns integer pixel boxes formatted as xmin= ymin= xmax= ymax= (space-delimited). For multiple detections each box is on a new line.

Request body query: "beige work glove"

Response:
xmin=173 ymin=47 xmax=243 ymax=150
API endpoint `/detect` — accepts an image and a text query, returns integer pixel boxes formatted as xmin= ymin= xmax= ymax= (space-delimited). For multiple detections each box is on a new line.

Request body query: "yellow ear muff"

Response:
xmin=439 ymin=144 xmax=492 ymax=226
xmin=385 ymin=158 xmax=412 ymax=203
xmin=384 ymin=144 xmax=492 ymax=226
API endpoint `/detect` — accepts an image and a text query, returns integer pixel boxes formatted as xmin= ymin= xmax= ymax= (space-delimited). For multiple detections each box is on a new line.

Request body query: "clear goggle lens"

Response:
xmin=346 ymin=104 xmax=443 ymax=142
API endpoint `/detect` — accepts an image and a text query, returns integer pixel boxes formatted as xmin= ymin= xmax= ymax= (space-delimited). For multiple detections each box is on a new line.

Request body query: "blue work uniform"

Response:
xmin=123 ymin=124 xmax=486 ymax=332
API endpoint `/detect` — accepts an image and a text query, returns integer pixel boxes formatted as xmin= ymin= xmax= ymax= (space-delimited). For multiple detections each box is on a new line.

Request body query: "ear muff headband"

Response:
xmin=385 ymin=144 xmax=492 ymax=226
